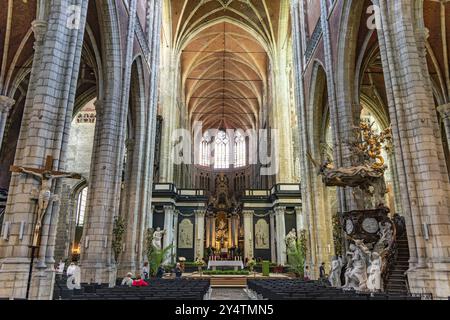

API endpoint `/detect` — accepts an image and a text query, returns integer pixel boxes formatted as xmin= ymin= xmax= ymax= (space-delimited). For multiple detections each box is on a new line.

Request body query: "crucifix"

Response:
xmin=10 ymin=155 xmax=82 ymax=248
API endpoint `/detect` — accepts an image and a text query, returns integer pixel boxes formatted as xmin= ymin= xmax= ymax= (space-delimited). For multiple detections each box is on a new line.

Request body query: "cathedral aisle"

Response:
xmin=209 ymin=288 xmax=250 ymax=301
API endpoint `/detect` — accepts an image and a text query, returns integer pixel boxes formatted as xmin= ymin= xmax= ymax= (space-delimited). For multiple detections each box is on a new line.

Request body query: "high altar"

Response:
xmin=205 ymin=173 xmax=242 ymax=258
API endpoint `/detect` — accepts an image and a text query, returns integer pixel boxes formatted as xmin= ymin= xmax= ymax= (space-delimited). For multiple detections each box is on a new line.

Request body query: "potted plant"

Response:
xmin=247 ymin=258 xmax=256 ymax=277
xmin=194 ymin=258 xmax=206 ymax=276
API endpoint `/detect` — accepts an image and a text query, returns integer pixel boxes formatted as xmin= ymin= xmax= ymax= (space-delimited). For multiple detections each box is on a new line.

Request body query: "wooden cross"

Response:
xmin=10 ymin=155 xmax=81 ymax=179
xmin=10 ymin=155 xmax=82 ymax=247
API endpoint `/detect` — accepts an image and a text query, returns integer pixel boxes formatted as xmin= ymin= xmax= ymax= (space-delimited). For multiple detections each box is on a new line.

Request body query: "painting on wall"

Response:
xmin=178 ymin=218 xmax=194 ymax=249
xmin=255 ymin=219 xmax=269 ymax=249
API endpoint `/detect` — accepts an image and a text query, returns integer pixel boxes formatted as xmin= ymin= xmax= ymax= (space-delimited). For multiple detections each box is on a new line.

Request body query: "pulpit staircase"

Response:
xmin=385 ymin=231 xmax=410 ymax=295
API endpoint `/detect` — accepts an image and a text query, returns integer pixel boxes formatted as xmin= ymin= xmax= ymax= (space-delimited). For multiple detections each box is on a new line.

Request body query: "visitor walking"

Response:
xmin=303 ymin=266 xmax=311 ymax=281
xmin=141 ymin=261 xmax=149 ymax=280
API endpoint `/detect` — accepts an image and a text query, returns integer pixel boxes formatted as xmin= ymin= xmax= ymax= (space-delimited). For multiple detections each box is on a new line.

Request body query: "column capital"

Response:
xmin=242 ymin=210 xmax=254 ymax=217
xmin=0 ymin=96 xmax=15 ymax=114
xmin=31 ymin=20 xmax=48 ymax=42
xmin=274 ymin=206 xmax=286 ymax=215
xmin=437 ymin=103 xmax=450 ymax=119
xmin=194 ymin=209 xmax=205 ymax=217
xmin=163 ymin=204 xmax=175 ymax=212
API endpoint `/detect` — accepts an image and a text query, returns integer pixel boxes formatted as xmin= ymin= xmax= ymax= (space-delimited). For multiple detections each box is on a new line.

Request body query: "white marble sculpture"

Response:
xmin=329 ymin=257 xmax=342 ymax=288
xmin=367 ymin=252 xmax=382 ymax=291
xmin=343 ymin=243 xmax=368 ymax=291
xmin=285 ymin=228 xmax=297 ymax=250
xmin=152 ymin=227 xmax=165 ymax=250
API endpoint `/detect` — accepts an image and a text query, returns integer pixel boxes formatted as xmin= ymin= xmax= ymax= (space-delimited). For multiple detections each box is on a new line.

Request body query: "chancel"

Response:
xmin=0 ymin=0 xmax=449 ymax=302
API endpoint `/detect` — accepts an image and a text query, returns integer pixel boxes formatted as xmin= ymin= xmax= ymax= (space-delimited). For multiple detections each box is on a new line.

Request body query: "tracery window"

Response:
xmin=76 ymin=187 xmax=88 ymax=227
xmin=234 ymin=131 xmax=246 ymax=168
xmin=200 ymin=134 xmax=211 ymax=166
xmin=214 ymin=131 xmax=229 ymax=169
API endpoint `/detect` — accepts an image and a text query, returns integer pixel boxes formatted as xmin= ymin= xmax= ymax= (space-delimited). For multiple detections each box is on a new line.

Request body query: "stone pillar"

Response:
xmin=269 ymin=211 xmax=276 ymax=263
xmin=163 ymin=205 xmax=175 ymax=264
xmin=437 ymin=104 xmax=450 ymax=153
xmin=211 ymin=217 xmax=216 ymax=250
xmin=205 ymin=216 xmax=210 ymax=249
xmin=195 ymin=210 xmax=205 ymax=259
xmin=374 ymin=0 xmax=450 ymax=298
xmin=243 ymin=210 xmax=254 ymax=260
xmin=274 ymin=206 xmax=287 ymax=265
xmin=0 ymin=0 xmax=89 ymax=299
xmin=234 ymin=216 xmax=239 ymax=247
xmin=0 ymin=96 xmax=14 ymax=144
xmin=295 ymin=206 xmax=304 ymax=233
xmin=172 ymin=210 xmax=179 ymax=263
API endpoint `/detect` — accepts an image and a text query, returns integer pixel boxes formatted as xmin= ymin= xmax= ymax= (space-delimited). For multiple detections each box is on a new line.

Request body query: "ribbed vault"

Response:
xmin=168 ymin=0 xmax=287 ymax=130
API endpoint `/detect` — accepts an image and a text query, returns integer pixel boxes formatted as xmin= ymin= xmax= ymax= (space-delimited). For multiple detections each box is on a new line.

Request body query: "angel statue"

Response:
xmin=285 ymin=228 xmax=297 ymax=250
xmin=343 ymin=242 xmax=369 ymax=291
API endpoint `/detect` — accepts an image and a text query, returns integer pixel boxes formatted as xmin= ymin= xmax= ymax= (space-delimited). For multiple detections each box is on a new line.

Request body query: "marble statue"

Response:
xmin=329 ymin=257 xmax=342 ymax=288
xmin=378 ymin=221 xmax=394 ymax=247
xmin=285 ymin=228 xmax=297 ymax=250
xmin=343 ymin=243 xmax=368 ymax=291
xmin=367 ymin=252 xmax=382 ymax=291
xmin=152 ymin=227 xmax=165 ymax=250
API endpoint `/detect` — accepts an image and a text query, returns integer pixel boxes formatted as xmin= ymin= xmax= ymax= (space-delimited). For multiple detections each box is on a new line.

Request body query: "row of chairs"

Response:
xmin=54 ymin=277 xmax=210 ymax=300
xmin=247 ymin=279 xmax=421 ymax=300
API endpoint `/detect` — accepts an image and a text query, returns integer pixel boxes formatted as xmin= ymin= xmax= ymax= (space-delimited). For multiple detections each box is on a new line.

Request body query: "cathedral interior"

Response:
xmin=0 ymin=0 xmax=449 ymax=301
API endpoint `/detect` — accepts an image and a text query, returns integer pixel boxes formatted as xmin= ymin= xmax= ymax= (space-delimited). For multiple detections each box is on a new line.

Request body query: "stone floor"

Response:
xmin=209 ymin=288 xmax=250 ymax=300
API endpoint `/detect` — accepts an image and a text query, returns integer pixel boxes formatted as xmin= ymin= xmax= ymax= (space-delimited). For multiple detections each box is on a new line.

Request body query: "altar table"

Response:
xmin=207 ymin=260 xmax=244 ymax=271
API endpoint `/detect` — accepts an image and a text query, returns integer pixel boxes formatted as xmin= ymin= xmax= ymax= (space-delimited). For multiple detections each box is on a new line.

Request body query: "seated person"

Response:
xmin=156 ymin=265 xmax=165 ymax=279
xmin=121 ymin=272 xmax=134 ymax=287
xmin=132 ymin=275 xmax=148 ymax=287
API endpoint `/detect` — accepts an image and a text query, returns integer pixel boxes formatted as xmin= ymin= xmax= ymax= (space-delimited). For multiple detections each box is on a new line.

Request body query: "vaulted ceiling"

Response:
xmin=167 ymin=0 xmax=289 ymax=130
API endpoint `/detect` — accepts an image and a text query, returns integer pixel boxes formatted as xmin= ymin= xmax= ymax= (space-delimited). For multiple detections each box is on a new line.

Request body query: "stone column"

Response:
xmin=374 ymin=0 xmax=450 ymax=298
xmin=0 ymin=96 xmax=14 ymax=144
xmin=437 ymin=104 xmax=450 ymax=153
xmin=163 ymin=205 xmax=175 ymax=264
xmin=234 ymin=216 xmax=239 ymax=247
xmin=295 ymin=206 xmax=304 ymax=233
xmin=195 ymin=210 xmax=205 ymax=259
xmin=243 ymin=210 xmax=254 ymax=260
xmin=0 ymin=0 xmax=88 ymax=300
xmin=172 ymin=210 xmax=179 ymax=263
xmin=205 ymin=216 xmax=210 ymax=249
xmin=274 ymin=206 xmax=287 ymax=265
xmin=269 ymin=211 xmax=276 ymax=263
xmin=211 ymin=217 xmax=216 ymax=250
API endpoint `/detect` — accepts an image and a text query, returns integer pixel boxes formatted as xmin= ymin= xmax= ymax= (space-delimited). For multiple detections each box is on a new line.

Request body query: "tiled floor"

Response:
xmin=210 ymin=288 xmax=250 ymax=300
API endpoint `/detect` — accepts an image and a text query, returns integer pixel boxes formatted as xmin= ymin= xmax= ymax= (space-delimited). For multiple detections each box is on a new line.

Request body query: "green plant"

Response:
xmin=149 ymin=245 xmax=174 ymax=276
xmin=112 ymin=216 xmax=127 ymax=264
xmin=286 ymin=230 xmax=307 ymax=278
